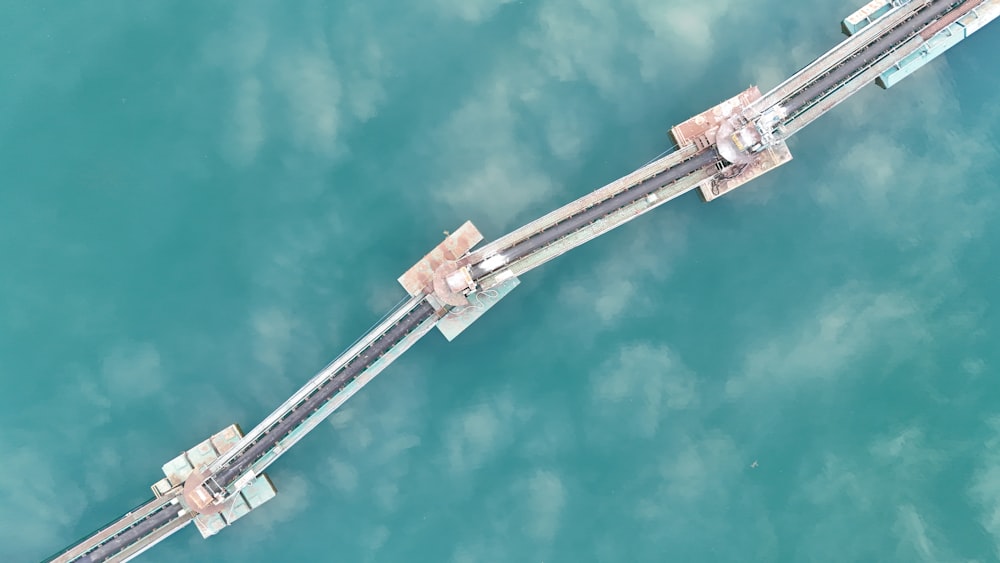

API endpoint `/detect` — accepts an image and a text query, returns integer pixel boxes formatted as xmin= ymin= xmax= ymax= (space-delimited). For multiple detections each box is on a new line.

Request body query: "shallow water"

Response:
xmin=2 ymin=1 xmax=1000 ymax=561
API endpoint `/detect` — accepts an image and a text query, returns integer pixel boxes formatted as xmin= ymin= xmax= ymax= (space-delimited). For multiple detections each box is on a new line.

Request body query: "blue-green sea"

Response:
xmin=3 ymin=2 xmax=1000 ymax=561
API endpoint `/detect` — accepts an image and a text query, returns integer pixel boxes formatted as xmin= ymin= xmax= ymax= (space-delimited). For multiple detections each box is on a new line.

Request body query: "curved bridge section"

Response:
xmin=47 ymin=2 xmax=998 ymax=561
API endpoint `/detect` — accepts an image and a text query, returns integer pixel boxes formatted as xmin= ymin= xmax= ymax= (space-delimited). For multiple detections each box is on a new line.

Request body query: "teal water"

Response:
xmin=2 ymin=1 xmax=999 ymax=561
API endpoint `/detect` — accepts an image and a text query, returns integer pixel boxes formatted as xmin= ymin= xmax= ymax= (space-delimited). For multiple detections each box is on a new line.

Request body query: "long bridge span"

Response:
xmin=47 ymin=1 xmax=999 ymax=561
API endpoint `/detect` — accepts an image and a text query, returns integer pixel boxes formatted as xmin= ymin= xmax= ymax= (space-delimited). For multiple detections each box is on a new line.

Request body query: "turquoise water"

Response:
xmin=2 ymin=1 xmax=999 ymax=561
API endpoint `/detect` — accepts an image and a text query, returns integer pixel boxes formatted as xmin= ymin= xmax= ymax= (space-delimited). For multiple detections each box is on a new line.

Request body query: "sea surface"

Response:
xmin=2 ymin=1 xmax=1000 ymax=562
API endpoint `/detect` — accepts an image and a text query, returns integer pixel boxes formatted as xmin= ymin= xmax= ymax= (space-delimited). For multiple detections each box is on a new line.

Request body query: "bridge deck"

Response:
xmin=782 ymin=0 xmax=971 ymax=132
xmin=459 ymin=144 xmax=698 ymax=271
xmin=207 ymin=298 xmax=436 ymax=492
xmin=751 ymin=0 xmax=926 ymax=113
xmin=50 ymin=496 xmax=189 ymax=563
xmin=205 ymin=295 xmax=428 ymax=481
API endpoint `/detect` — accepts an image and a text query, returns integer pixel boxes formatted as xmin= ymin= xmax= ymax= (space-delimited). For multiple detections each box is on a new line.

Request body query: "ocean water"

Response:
xmin=2 ymin=1 xmax=999 ymax=561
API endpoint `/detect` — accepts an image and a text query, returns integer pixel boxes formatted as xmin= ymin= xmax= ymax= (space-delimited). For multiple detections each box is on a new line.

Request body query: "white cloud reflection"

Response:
xmin=726 ymin=284 xmax=927 ymax=399
xmin=206 ymin=6 xmax=390 ymax=166
xmin=590 ymin=342 xmax=699 ymax=437
xmin=444 ymin=391 xmax=530 ymax=474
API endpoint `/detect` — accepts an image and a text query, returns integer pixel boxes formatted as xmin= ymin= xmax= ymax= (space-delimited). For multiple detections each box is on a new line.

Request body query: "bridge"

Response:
xmin=47 ymin=1 xmax=999 ymax=561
